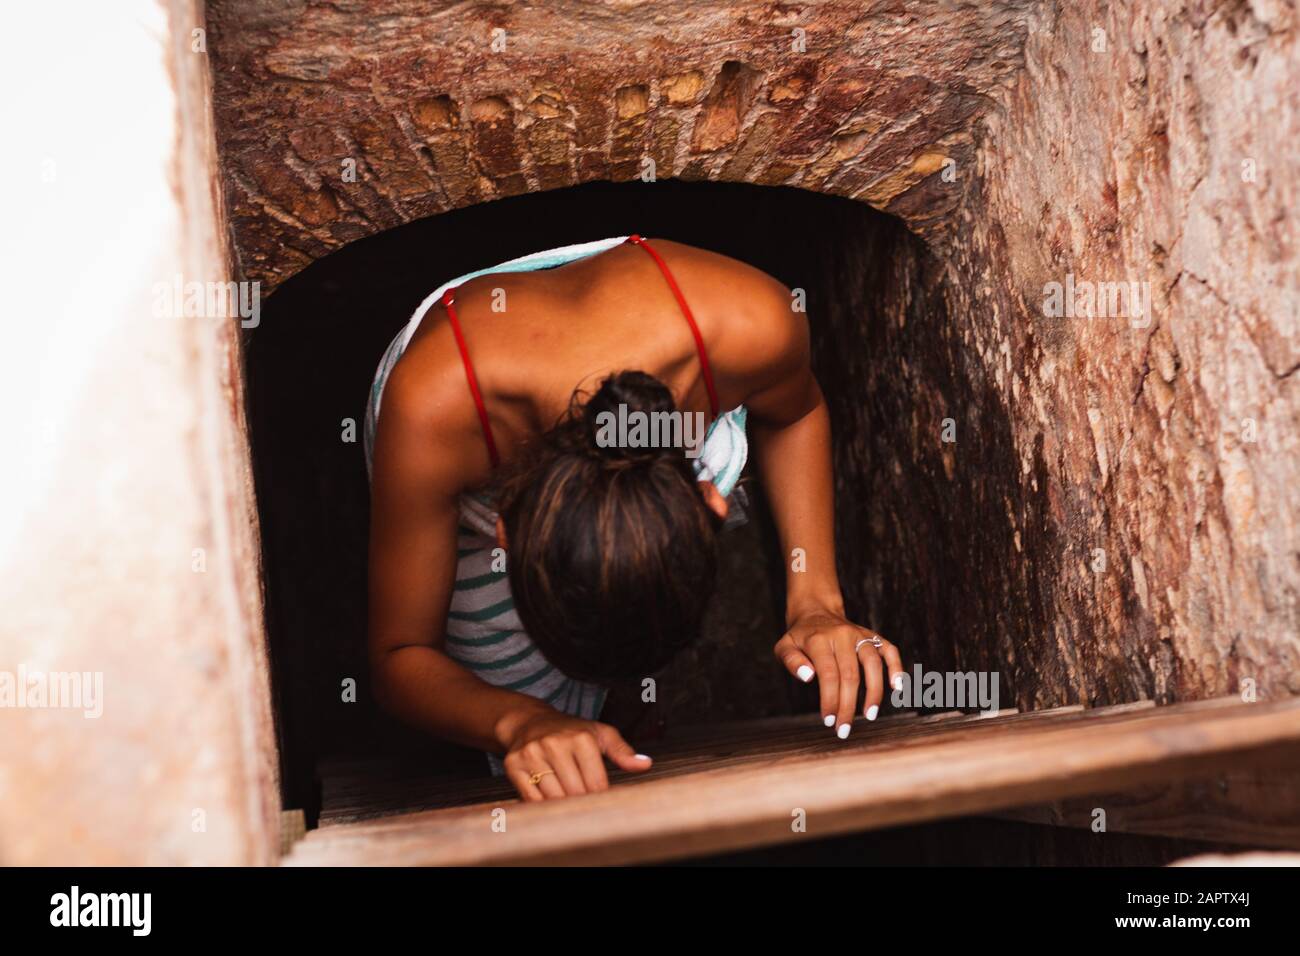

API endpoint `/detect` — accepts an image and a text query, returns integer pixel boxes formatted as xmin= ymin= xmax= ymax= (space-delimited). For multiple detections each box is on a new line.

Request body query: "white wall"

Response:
xmin=0 ymin=0 xmax=279 ymax=864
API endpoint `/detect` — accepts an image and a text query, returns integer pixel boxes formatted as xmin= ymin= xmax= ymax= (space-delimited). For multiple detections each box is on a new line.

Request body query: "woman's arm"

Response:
xmin=739 ymin=296 xmax=905 ymax=738
xmin=368 ymin=368 xmax=649 ymax=798
xmin=367 ymin=372 xmax=546 ymax=751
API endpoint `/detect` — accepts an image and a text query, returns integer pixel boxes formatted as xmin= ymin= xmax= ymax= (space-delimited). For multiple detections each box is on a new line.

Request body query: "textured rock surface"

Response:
xmin=206 ymin=0 xmax=1035 ymax=290
xmin=836 ymin=1 xmax=1299 ymax=711
xmin=929 ymin=0 xmax=1300 ymax=706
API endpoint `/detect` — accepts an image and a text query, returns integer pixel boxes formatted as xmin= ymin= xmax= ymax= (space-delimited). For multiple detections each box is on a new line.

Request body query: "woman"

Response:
xmin=365 ymin=234 xmax=903 ymax=802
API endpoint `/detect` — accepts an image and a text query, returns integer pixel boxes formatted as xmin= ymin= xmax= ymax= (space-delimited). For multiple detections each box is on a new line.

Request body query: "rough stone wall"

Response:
xmin=925 ymin=0 xmax=1300 ymax=706
xmin=812 ymin=201 xmax=1022 ymax=695
xmin=0 ymin=0 xmax=279 ymax=864
xmin=206 ymin=0 xmax=1036 ymax=291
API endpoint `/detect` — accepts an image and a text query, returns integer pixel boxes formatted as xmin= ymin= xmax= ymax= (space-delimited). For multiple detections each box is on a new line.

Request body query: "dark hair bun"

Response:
xmin=580 ymin=371 xmax=680 ymax=468
xmin=497 ymin=367 xmax=721 ymax=683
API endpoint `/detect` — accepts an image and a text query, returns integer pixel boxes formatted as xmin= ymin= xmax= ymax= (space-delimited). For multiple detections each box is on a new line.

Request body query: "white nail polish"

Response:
xmin=892 ymin=674 xmax=904 ymax=691
xmin=797 ymin=665 xmax=815 ymax=683
xmin=634 ymin=754 xmax=651 ymax=761
xmin=823 ymin=714 xmax=835 ymax=727
xmin=866 ymin=705 xmax=879 ymax=721
xmin=837 ymin=723 xmax=851 ymax=739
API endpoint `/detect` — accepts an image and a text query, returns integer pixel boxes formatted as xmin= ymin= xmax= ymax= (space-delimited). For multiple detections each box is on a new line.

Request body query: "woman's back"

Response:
xmin=389 ymin=236 xmax=783 ymax=475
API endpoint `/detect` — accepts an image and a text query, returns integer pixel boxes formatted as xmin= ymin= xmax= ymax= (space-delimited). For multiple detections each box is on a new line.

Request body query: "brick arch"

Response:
xmin=207 ymin=0 xmax=1036 ymax=292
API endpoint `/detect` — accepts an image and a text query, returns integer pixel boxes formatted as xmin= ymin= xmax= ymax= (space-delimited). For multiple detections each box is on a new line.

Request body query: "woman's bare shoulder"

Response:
xmin=376 ymin=334 xmax=496 ymax=489
xmin=641 ymin=240 xmax=805 ymax=378
xmin=642 ymin=238 xmax=784 ymax=287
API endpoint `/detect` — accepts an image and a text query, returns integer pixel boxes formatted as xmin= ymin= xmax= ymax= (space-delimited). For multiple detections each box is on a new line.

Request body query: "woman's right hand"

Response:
xmin=501 ymin=712 xmax=652 ymax=801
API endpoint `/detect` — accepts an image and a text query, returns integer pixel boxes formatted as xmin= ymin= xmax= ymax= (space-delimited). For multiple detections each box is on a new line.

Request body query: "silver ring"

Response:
xmin=855 ymin=636 xmax=883 ymax=652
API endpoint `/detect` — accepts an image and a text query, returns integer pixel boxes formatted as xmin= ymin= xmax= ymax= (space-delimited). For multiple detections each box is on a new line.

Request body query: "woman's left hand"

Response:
xmin=774 ymin=608 xmax=904 ymax=738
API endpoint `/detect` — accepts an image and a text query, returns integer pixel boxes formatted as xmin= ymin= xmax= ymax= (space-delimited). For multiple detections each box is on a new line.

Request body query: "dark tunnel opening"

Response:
xmin=247 ymin=178 xmax=1019 ymax=822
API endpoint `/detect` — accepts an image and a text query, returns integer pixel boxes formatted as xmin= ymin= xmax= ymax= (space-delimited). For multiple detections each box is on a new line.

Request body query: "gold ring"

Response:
xmin=528 ymin=769 xmax=555 ymax=785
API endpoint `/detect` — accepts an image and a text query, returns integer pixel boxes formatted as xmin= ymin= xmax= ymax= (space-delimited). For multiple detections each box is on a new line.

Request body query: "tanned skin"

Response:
xmin=368 ymin=238 xmax=905 ymax=801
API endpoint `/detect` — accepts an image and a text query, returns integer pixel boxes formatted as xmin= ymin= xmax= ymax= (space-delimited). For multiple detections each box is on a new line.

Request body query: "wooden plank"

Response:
xmin=314 ymin=709 xmax=979 ymax=825
xmin=315 ymin=704 xmax=1093 ymax=825
xmin=310 ymin=700 xmax=1178 ymax=826
xmin=288 ymin=695 xmax=1300 ymax=866
xmin=989 ymin=764 xmax=1300 ymax=850
xmin=1173 ymin=851 xmax=1300 ymax=866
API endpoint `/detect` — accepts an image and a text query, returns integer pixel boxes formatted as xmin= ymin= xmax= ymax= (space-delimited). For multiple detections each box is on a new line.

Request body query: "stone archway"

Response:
xmin=206 ymin=0 xmax=1034 ymax=290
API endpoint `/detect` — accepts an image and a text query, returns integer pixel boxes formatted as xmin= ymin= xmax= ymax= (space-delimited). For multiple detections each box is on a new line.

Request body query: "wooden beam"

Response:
xmin=313 ymin=705 xmax=1079 ymax=826
xmin=314 ymin=707 xmax=980 ymax=825
xmin=989 ymin=765 xmax=1300 ymax=850
xmin=287 ymin=696 xmax=1300 ymax=866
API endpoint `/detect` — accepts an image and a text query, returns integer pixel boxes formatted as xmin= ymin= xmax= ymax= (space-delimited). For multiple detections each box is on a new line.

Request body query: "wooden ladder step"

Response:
xmin=314 ymin=704 xmax=1090 ymax=826
xmin=290 ymin=695 xmax=1300 ymax=865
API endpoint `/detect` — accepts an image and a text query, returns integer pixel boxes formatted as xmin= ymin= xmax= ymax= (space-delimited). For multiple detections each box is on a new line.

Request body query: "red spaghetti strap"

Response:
xmin=441 ymin=287 xmax=501 ymax=469
xmin=626 ymin=234 xmax=721 ymax=420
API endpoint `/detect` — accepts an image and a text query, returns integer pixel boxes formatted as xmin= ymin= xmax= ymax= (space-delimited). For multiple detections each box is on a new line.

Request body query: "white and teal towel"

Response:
xmin=363 ymin=237 xmax=748 ymax=771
